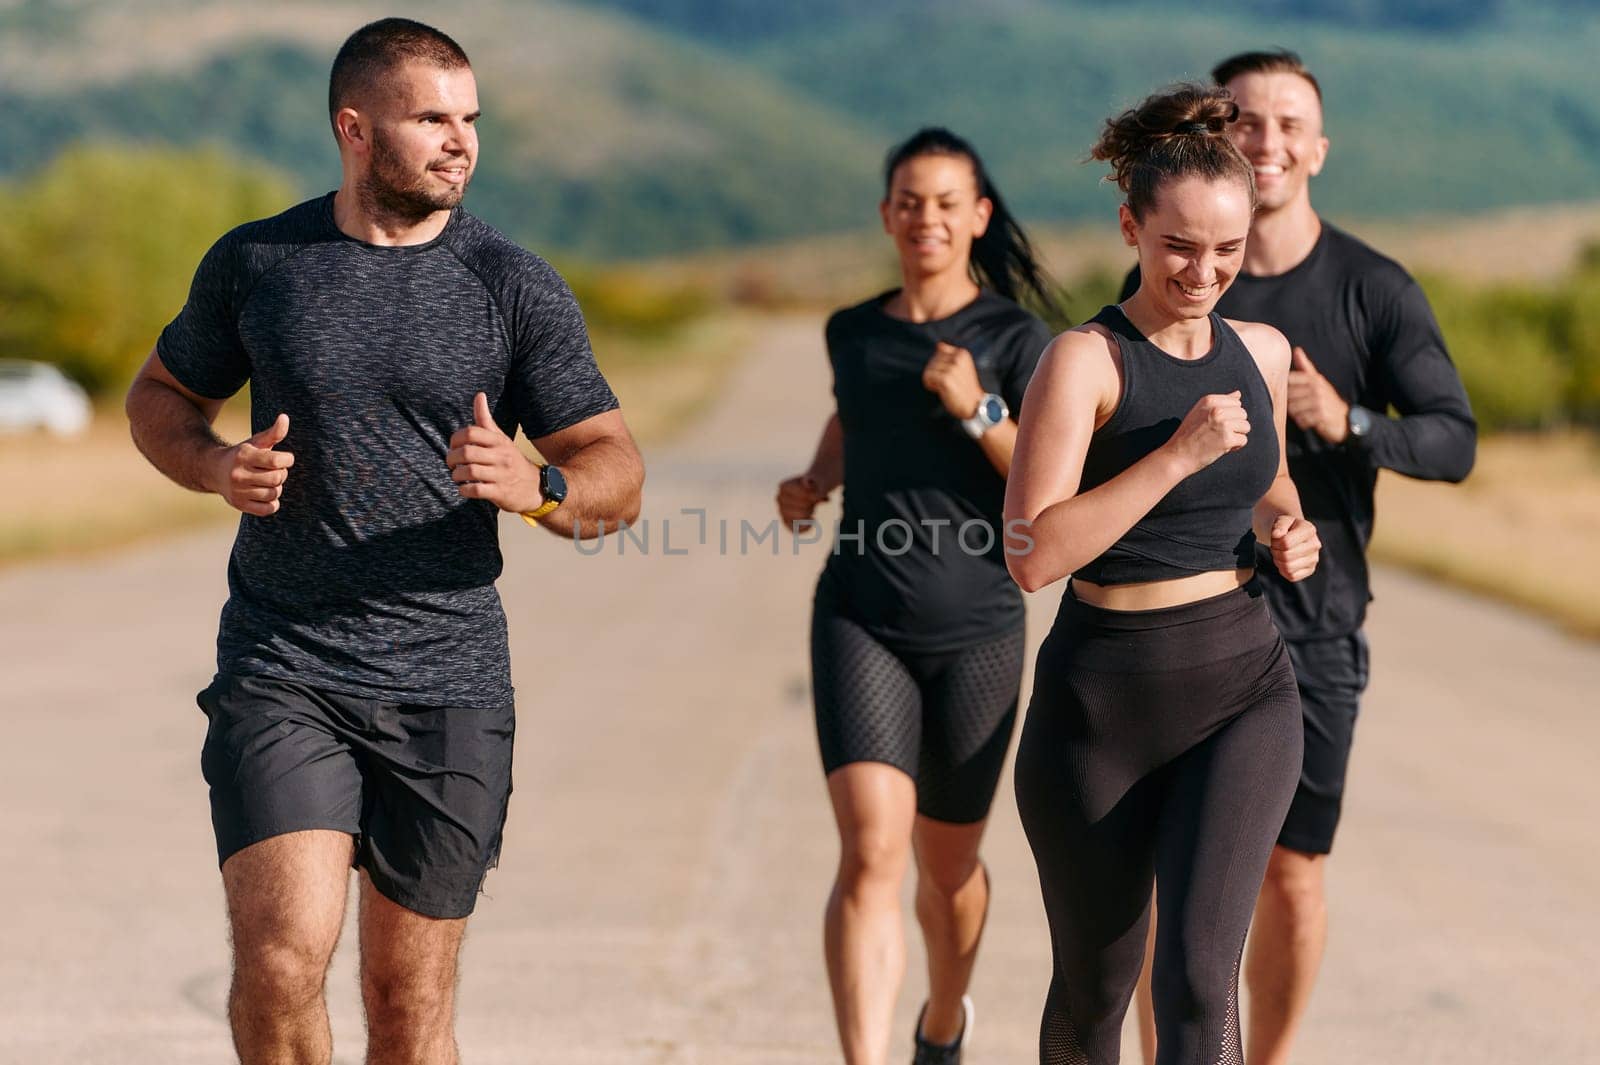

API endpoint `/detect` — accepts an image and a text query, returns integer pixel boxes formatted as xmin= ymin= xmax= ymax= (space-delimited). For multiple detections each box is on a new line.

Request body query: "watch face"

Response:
xmin=541 ymin=464 xmax=568 ymax=503
xmin=982 ymin=396 xmax=1006 ymax=424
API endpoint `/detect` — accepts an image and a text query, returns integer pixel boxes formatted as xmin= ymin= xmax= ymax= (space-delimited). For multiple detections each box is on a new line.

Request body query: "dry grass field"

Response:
xmin=0 ymin=409 xmax=245 ymax=564
xmin=1371 ymin=431 xmax=1600 ymax=638
xmin=638 ymin=201 xmax=1600 ymax=308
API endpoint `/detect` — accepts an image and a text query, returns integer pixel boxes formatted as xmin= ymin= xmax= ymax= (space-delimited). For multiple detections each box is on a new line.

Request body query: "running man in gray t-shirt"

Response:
xmin=125 ymin=18 xmax=644 ymax=1062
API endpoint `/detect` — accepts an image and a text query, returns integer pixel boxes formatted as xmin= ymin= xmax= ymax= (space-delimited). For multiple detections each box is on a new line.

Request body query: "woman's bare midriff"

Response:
xmin=1070 ymin=568 xmax=1255 ymax=611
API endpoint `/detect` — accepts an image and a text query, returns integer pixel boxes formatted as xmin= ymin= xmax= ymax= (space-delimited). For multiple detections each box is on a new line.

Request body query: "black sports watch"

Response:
xmin=521 ymin=464 xmax=568 ymax=526
xmin=1346 ymin=405 xmax=1375 ymax=440
xmin=541 ymin=463 xmax=568 ymax=504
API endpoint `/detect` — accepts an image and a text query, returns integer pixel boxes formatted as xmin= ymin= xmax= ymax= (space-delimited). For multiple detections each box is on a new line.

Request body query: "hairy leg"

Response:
xmin=223 ymin=830 xmax=355 ymax=1065
xmin=1245 ymin=846 xmax=1328 ymax=1065
xmin=358 ymin=872 xmax=468 ymax=1065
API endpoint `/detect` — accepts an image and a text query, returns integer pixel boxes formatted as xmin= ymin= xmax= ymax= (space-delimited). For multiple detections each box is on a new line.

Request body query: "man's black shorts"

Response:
xmin=1277 ymin=632 xmax=1370 ymax=855
xmin=197 ymin=673 xmax=515 ymax=920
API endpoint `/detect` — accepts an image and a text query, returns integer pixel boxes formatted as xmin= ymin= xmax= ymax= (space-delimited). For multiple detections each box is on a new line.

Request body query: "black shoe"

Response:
xmin=911 ymin=995 xmax=973 ymax=1065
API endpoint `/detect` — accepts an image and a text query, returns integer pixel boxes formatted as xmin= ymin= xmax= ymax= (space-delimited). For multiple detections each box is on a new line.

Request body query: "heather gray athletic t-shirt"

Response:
xmin=159 ymin=193 xmax=618 ymax=707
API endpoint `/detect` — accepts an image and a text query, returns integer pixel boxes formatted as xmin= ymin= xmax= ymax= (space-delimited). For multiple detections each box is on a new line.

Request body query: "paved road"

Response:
xmin=2 ymin=314 xmax=1596 ymax=1064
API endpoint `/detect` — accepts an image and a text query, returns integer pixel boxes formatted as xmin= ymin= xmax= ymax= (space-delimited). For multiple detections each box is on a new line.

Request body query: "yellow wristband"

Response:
xmin=520 ymin=498 xmax=560 ymax=526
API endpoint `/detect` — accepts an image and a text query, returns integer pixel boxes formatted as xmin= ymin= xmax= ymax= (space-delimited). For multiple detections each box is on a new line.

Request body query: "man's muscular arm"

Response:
xmin=447 ymin=394 xmax=643 ymax=539
xmin=126 ymin=347 xmax=294 ymax=517
xmin=527 ymin=409 xmax=643 ymax=538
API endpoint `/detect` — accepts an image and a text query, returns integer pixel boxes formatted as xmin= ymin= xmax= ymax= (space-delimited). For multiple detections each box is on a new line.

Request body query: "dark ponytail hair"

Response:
xmin=884 ymin=127 xmax=1065 ymax=324
xmin=1090 ymin=84 xmax=1256 ymax=222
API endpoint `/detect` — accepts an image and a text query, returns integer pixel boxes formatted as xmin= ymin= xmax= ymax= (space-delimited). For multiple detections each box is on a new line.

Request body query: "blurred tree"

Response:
xmin=0 ymin=145 xmax=293 ymax=395
xmin=1419 ymin=272 xmax=1589 ymax=431
xmin=1558 ymin=248 xmax=1600 ymax=421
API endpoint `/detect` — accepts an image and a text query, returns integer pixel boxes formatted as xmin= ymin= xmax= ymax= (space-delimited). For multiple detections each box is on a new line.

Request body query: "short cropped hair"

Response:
xmin=328 ymin=17 xmax=470 ymax=126
xmin=1211 ymin=49 xmax=1322 ymax=103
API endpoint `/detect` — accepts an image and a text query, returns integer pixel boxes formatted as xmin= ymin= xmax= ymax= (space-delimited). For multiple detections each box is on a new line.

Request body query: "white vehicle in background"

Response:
xmin=0 ymin=360 xmax=93 ymax=437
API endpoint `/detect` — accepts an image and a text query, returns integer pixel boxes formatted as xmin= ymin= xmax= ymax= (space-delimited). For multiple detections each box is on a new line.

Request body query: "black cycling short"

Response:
xmin=1278 ymin=632 xmax=1370 ymax=855
xmin=810 ymin=585 xmax=1025 ymax=825
xmin=196 ymin=673 xmax=515 ymax=920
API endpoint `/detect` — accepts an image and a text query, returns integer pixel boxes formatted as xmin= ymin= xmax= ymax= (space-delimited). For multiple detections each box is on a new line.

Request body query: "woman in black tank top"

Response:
xmin=775 ymin=129 xmax=1060 ymax=1065
xmin=1004 ymin=87 xmax=1321 ymax=1065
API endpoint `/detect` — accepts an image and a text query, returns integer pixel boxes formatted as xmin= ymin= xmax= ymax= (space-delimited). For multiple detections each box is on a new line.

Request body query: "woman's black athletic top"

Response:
xmin=821 ymin=289 xmax=1051 ymax=651
xmin=1075 ymin=305 xmax=1277 ymax=585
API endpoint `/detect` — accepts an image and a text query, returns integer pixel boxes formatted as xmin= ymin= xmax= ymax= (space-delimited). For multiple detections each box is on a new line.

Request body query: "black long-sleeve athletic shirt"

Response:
xmin=1121 ymin=221 xmax=1476 ymax=639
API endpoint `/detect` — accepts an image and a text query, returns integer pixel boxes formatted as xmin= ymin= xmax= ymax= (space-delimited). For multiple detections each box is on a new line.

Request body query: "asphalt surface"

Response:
xmin=2 ymin=313 xmax=1596 ymax=1063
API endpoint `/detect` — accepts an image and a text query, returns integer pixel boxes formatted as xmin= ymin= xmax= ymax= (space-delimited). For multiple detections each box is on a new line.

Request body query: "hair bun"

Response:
xmin=1174 ymin=101 xmax=1240 ymax=137
xmin=1092 ymin=84 xmax=1243 ymax=180
xmin=1088 ymin=83 xmax=1255 ymax=218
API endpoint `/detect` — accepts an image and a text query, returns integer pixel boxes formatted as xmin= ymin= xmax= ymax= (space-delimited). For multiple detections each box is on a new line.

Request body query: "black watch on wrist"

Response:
xmin=1347 ymin=405 xmax=1375 ymax=440
xmin=521 ymin=464 xmax=568 ymax=526
xmin=540 ymin=463 xmax=568 ymax=505
xmin=540 ymin=460 xmax=566 ymax=502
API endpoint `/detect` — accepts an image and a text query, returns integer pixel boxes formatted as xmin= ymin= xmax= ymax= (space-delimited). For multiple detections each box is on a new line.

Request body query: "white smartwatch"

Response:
xmin=961 ymin=393 xmax=1009 ymax=439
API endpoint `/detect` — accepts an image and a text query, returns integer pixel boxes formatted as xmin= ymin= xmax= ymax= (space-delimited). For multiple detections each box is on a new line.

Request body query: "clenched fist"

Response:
xmin=1287 ymin=347 xmax=1350 ymax=444
xmin=446 ymin=392 xmax=541 ymax=513
xmin=922 ymin=341 xmax=985 ymax=419
xmin=776 ymin=473 xmax=829 ymax=526
xmin=1270 ymin=514 xmax=1321 ymax=582
xmin=209 ymin=413 xmax=294 ymax=517
xmin=1164 ymin=391 xmax=1250 ymax=475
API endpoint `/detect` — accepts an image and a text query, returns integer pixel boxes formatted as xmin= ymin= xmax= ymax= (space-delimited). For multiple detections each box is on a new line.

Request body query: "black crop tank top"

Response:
xmin=1075 ymin=305 xmax=1279 ymax=585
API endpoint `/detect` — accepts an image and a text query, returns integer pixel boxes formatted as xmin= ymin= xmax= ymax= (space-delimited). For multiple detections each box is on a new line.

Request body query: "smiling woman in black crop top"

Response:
xmin=1003 ymin=86 xmax=1320 ymax=1065
xmin=776 ymin=128 xmax=1058 ymax=1065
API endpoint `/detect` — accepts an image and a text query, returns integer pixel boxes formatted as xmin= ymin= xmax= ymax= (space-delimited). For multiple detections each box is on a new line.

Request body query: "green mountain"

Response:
xmin=581 ymin=0 xmax=1600 ymax=38
xmin=746 ymin=5 xmax=1600 ymax=225
xmin=0 ymin=0 xmax=885 ymax=258
xmin=3 ymin=0 xmax=1599 ymax=258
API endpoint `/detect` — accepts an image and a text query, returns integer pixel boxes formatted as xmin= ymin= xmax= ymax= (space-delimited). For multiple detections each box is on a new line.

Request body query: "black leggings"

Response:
xmin=1014 ymin=582 xmax=1302 ymax=1065
xmin=811 ymin=586 xmax=1025 ymax=825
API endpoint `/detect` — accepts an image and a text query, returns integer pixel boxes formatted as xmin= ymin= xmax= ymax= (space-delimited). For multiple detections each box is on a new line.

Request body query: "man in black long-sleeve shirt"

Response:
xmin=1122 ymin=51 xmax=1476 ymax=1065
